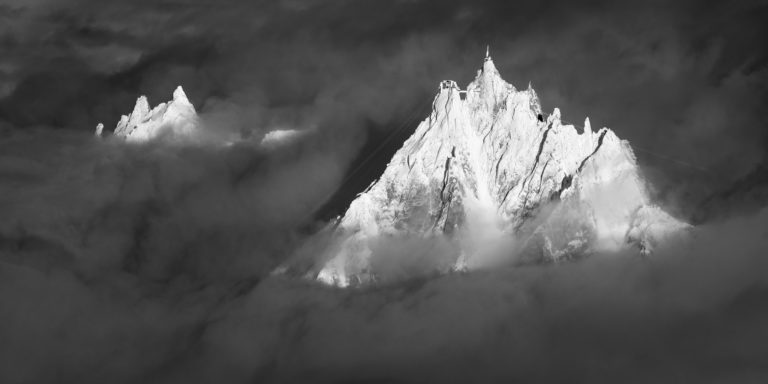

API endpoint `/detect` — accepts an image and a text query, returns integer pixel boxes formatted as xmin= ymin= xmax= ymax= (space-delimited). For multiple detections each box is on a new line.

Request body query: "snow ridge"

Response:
xmin=99 ymin=87 xmax=314 ymax=147
xmin=100 ymin=86 xmax=199 ymax=143
xmin=313 ymin=51 xmax=689 ymax=287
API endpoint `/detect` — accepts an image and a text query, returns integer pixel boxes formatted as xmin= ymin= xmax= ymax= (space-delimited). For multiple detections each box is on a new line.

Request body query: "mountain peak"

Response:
xmin=476 ymin=45 xmax=500 ymax=81
xmin=291 ymin=53 xmax=689 ymax=287
xmin=482 ymin=53 xmax=498 ymax=75
xmin=172 ymin=85 xmax=190 ymax=105
xmin=132 ymin=96 xmax=150 ymax=120
xmin=110 ymin=85 xmax=198 ymax=143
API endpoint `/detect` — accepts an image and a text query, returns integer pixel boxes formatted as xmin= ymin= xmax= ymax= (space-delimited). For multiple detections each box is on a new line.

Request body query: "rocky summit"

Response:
xmin=97 ymin=86 xmax=199 ymax=143
xmin=311 ymin=50 xmax=689 ymax=287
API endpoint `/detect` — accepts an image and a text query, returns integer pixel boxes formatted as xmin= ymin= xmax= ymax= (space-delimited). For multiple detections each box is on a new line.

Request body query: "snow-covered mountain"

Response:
xmin=99 ymin=86 xmax=310 ymax=147
xmin=311 ymin=51 xmax=689 ymax=287
xmin=98 ymin=86 xmax=200 ymax=143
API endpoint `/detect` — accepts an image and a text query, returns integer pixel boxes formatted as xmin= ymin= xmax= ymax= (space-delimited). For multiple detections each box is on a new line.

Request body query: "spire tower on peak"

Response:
xmin=481 ymin=44 xmax=498 ymax=75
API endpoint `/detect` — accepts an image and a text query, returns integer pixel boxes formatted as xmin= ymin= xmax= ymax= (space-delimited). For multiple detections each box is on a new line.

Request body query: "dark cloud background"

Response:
xmin=1 ymin=0 xmax=768 ymax=383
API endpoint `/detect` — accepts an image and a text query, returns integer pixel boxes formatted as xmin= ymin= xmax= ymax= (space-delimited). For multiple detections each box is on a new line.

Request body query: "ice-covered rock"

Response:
xmin=94 ymin=123 xmax=104 ymax=138
xmin=106 ymin=88 xmax=315 ymax=147
xmin=111 ymin=86 xmax=199 ymax=143
xmin=311 ymin=50 xmax=689 ymax=287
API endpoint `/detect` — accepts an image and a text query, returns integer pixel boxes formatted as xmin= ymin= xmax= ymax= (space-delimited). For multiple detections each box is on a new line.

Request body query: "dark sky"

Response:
xmin=1 ymin=1 xmax=768 ymax=383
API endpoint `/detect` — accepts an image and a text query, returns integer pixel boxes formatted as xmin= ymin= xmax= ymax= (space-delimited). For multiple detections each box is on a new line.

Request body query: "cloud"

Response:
xmin=0 ymin=130 xmax=766 ymax=382
xmin=2 ymin=169 xmax=768 ymax=383
xmin=128 ymin=208 xmax=768 ymax=383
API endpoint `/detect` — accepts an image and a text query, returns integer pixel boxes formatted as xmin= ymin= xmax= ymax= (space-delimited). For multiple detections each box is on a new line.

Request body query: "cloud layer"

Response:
xmin=2 ymin=145 xmax=768 ymax=382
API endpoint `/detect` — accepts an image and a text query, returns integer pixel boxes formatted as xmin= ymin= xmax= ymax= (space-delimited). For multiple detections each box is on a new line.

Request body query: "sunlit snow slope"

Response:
xmin=103 ymin=86 xmax=200 ymax=143
xmin=314 ymin=51 xmax=689 ymax=286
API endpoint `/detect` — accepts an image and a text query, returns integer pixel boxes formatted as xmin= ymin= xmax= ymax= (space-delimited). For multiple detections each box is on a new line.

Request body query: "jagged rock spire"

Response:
xmin=112 ymin=85 xmax=199 ymax=143
xmin=172 ymin=85 xmax=191 ymax=105
xmin=284 ymin=52 xmax=689 ymax=287
xmin=94 ymin=123 xmax=104 ymax=138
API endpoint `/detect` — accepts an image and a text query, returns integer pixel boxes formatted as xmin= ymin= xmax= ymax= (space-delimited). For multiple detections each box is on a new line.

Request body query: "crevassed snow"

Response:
xmin=105 ymin=87 xmax=313 ymax=148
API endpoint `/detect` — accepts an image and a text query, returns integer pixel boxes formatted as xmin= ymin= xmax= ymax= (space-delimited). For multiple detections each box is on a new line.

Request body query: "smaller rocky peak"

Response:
xmin=526 ymin=83 xmax=542 ymax=115
xmin=94 ymin=122 xmax=104 ymax=137
xmin=547 ymin=108 xmax=562 ymax=126
xmin=482 ymin=45 xmax=499 ymax=75
xmin=467 ymin=49 xmax=515 ymax=115
xmin=598 ymin=129 xmax=622 ymax=151
xmin=581 ymin=128 xmax=637 ymax=172
xmin=111 ymin=85 xmax=199 ymax=143
xmin=173 ymin=85 xmax=188 ymax=102
xmin=433 ymin=80 xmax=466 ymax=115
xmin=133 ymin=96 xmax=150 ymax=116
xmin=171 ymin=86 xmax=195 ymax=110
xmin=469 ymin=46 xmax=504 ymax=89
xmin=113 ymin=95 xmax=148 ymax=137
xmin=126 ymin=96 xmax=150 ymax=126
xmin=583 ymin=117 xmax=592 ymax=134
